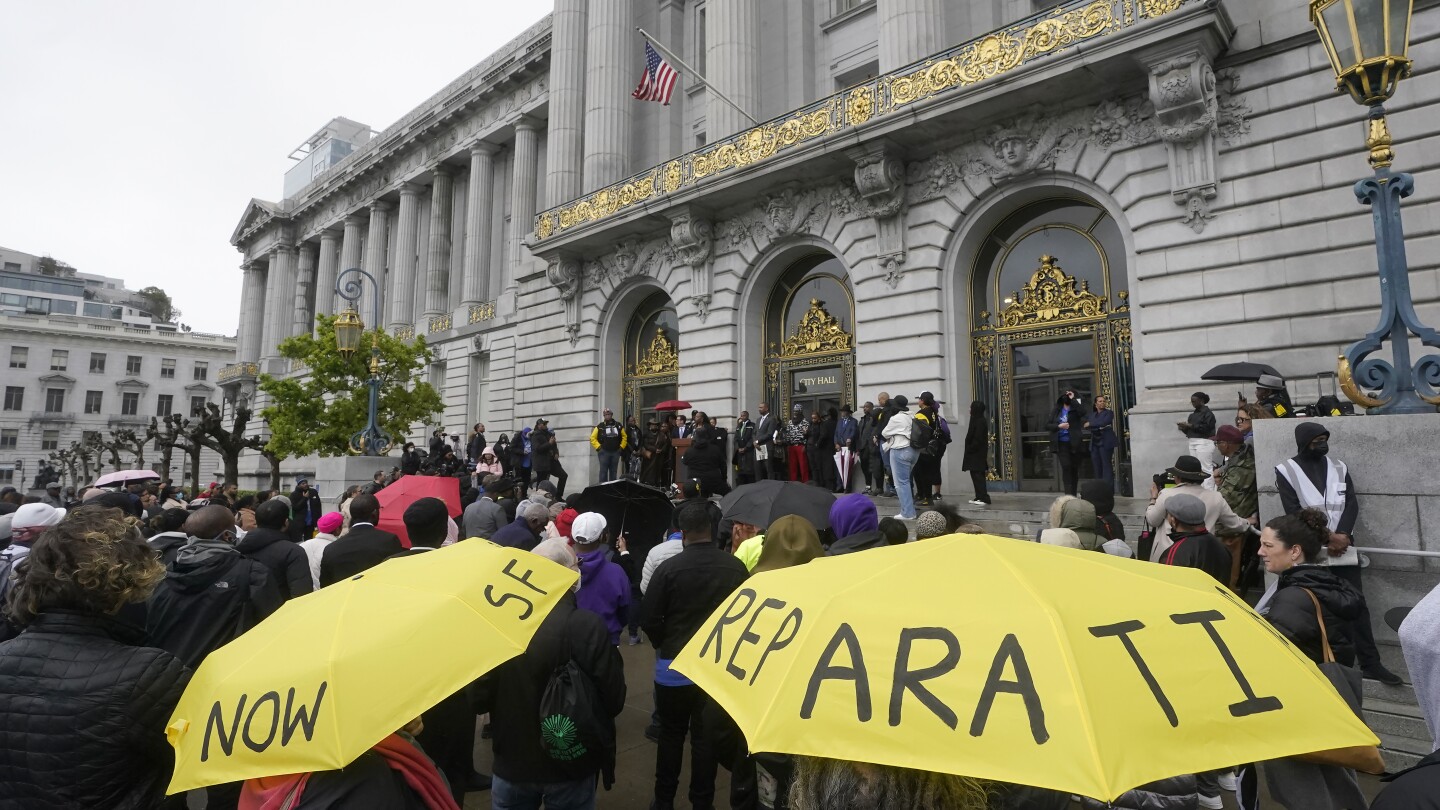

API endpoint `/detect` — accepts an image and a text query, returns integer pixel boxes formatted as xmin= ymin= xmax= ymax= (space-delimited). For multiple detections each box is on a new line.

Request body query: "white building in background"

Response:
xmin=228 ymin=0 xmax=1440 ymax=497
xmin=0 ymin=245 xmax=236 ymax=490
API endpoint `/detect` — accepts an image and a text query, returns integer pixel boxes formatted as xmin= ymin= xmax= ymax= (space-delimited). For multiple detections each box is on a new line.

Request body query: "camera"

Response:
xmin=1153 ymin=472 xmax=1176 ymax=489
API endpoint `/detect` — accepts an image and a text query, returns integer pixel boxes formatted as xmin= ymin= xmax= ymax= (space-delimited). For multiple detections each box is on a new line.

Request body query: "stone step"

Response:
xmin=1365 ymin=698 xmax=1432 ymax=742
xmin=1366 ymin=676 xmax=1420 ymax=706
xmin=1379 ymin=737 xmax=1428 ymax=773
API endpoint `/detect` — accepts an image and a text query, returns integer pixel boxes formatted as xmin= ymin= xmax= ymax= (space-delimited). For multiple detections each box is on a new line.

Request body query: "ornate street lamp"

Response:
xmin=1311 ymin=0 xmax=1438 ymax=413
xmin=334 ymin=268 xmax=392 ymax=456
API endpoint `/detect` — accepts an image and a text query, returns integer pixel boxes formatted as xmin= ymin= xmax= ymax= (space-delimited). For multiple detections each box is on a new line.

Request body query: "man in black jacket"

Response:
xmin=1156 ymin=494 xmax=1232 ymax=585
xmin=146 ymin=505 xmax=282 ymax=669
xmin=318 ymin=493 xmax=402 ymax=587
xmin=591 ymin=409 xmax=627 ymax=483
xmin=466 ymin=422 xmax=488 ymax=464
xmin=531 ymin=418 xmax=569 ymax=499
xmin=236 ymin=499 xmax=313 ymax=601
xmin=752 ymin=402 xmax=779 ymax=482
xmin=288 ymin=476 xmax=323 ymax=541
xmin=473 ymin=539 xmax=625 ymax=807
xmin=641 ymin=500 xmax=749 ymax=810
xmin=733 ymin=410 xmax=756 ymax=487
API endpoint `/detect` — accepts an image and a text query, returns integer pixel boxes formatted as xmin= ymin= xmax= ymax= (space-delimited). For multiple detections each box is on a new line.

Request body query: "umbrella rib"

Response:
xmin=984 ymin=543 xmax=1111 ymax=799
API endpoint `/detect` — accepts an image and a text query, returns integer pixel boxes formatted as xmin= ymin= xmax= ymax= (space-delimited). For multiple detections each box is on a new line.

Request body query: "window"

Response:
xmin=44 ymin=388 xmax=65 ymax=413
xmin=160 ymin=358 xmax=176 ymax=379
xmin=834 ymin=0 xmax=868 ymax=14
xmin=193 ymin=361 xmax=208 ymax=381
xmin=50 ymin=349 xmax=68 ymax=371
xmin=121 ymin=391 xmax=139 ymax=416
xmin=82 ymin=430 xmax=101 ymax=446
xmin=126 ymin=355 xmax=142 ymax=374
xmin=84 ymin=390 xmax=103 ymax=414
xmin=89 ymin=352 xmax=106 ymax=373
xmin=156 ymin=394 xmax=173 ymax=417
xmin=0 ymin=430 xmax=16 ymax=450
xmin=0 ymin=467 xmax=12 ymax=485
xmin=41 ymin=430 xmax=59 ymax=451
xmin=9 ymin=346 xmax=26 ymax=368
xmin=3 ymin=387 xmax=21 ymax=411
xmin=190 ymin=396 xmax=208 ymax=417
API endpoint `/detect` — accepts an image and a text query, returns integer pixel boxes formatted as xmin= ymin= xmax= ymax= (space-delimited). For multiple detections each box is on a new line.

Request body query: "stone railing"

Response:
xmin=468 ymin=300 xmax=498 ymax=324
xmin=217 ymin=362 xmax=259 ymax=383
xmin=534 ymin=0 xmax=1191 ymax=243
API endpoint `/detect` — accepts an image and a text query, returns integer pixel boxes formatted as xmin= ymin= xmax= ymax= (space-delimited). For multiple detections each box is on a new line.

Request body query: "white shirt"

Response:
xmin=882 ymin=411 xmax=914 ymax=452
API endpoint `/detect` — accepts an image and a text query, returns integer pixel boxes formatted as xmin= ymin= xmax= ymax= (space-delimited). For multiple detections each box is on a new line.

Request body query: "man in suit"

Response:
xmin=319 ymin=492 xmax=402 ymax=586
xmin=733 ymin=411 xmax=756 ymax=487
xmin=752 ymin=401 xmax=779 ymax=481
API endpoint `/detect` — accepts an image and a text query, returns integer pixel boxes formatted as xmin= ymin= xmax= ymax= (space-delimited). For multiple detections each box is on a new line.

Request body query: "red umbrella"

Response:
xmin=375 ymin=475 xmax=461 ymax=549
xmin=653 ymin=400 xmax=691 ymax=411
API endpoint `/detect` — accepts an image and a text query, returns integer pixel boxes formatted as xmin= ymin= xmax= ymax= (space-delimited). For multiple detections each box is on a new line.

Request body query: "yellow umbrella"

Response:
xmin=671 ymin=534 xmax=1379 ymax=801
xmin=165 ymin=540 xmax=577 ymax=794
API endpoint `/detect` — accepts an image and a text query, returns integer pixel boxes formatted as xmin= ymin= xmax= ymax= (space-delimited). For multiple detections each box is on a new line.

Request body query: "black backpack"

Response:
xmin=909 ymin=414 xmax=936 ymax=453
xmin=538 ymin=621 xmax=616 ymax=788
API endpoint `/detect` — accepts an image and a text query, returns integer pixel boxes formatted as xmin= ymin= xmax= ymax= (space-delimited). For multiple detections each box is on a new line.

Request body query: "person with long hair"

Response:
xmin=961 ymin=400 xmax=991 ymax=505
xmin=1255 ymin=507 xmax=1369 ymax=810
xmin=0 ymin=507 xmax=190 ymax=808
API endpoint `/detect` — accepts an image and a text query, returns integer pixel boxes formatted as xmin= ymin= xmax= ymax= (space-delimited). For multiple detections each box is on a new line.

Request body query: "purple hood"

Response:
xmin=829 ymin=493 xmax=878 ymax=539
xmin=576 ymin=549 xmax=631 ymax=643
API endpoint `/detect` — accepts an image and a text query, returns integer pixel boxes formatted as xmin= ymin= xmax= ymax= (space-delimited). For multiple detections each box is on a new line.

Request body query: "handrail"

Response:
xmin=533 ymin=0 xmax=1197 ymax=243
xmin=1360 ymin=547 xmax=1440 ymax=559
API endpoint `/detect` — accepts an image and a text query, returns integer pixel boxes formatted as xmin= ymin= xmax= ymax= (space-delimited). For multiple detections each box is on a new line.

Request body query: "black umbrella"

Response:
xmin=568 ymin=479 xmax=674 ymax=563
xmin=721 ymin=480 xmax=835 ymax=531
xmin=1201 ymin=362 xmax=1282 ymax=383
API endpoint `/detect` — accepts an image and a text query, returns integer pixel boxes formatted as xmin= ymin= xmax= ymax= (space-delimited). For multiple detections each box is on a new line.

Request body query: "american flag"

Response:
xmin=633 ymin=41 xmax=679 ymax=105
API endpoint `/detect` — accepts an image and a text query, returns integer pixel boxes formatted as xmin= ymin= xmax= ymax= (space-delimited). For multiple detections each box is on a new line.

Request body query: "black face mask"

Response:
xmin=1309 ymin=439 xmax=1329 ymax=456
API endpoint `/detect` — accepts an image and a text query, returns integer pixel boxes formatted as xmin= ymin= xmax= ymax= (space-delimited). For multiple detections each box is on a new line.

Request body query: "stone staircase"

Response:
xmin=868 ymin=490 xmax=1436 ymax=771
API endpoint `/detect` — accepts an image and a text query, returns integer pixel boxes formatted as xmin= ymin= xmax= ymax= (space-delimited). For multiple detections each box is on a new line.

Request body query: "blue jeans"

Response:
xmin=1090 ymin=443 xmax=1114 ymax=484
xmin=492 ymin=774 xmax=597 ymax=810
xmin=597 ymin=449 xmax=619 ymax=482
xmin=880 ymin=446 xmax=895 ymax=494
xmin=890 ymin=446 xmax=919 ymax=519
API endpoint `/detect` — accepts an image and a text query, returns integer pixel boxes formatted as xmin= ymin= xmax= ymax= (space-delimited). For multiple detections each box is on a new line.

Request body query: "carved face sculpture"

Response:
xmin=996 ymin=136 xmax=1029 ymax=167
xmin=766 ymin=194 xmax=795 ymax=233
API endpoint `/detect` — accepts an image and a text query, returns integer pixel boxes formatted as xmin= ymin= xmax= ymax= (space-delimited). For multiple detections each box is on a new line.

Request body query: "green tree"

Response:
xmin=134 ymin=285 xmax=180 ymax=322
xmin=36 ymin=256 xmax=77 ymax=277
xmin=259 ymin=315 xmax=443 ymax=458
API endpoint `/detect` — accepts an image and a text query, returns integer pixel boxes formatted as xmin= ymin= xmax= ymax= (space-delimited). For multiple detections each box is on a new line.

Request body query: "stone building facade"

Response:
xmin=229 ymin=0 xmax=1440 ymax=494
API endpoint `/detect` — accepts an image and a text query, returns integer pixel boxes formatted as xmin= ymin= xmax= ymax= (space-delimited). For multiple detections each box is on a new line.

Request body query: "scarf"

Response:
xmin=239 ymin=734 xmax=460 ymax=810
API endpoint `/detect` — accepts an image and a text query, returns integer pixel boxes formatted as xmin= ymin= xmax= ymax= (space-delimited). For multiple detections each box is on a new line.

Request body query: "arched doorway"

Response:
xmin=622 ymin=292 xmax=680 ymax=424
xmin=969 ymin=199 xmax=1135 ymax=494
xmin=763 ymin=255 xmax=855 ymax=416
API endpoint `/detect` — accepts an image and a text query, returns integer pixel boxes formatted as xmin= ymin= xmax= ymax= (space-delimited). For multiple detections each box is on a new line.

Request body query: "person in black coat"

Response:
xmin=236 ymin=499 xmax=314 ymax=601
xmin=0 ymin=507 xmax=191 ymax=810
xmin=1372 ymin=749 xmax=1440 ymax=809
xmin=681 ymin=427 xmax=730 ymax=497
xmin=318 ymin=493 xmax=403 ymax=587
xmin=466 ymin=422 xmax=488 ymax=463
xmin=732 ymin=411 xmax=756 ymax=487
xmin=961 ymin=400 xmax=991 ymax=505
xmin=530 ymin=419 xmax=568 ymax=499
xmin=1155 ymin=494 xmax=1232 ymax=584
xmin=1045 ymin=391 xmax=1087 ymax=496
xmin=288 ymin=476 xmax=324 ymax=540
xmin=473 ymin=541 xmax=625 ymax=802
xmin=146 ymin=507 xmax=192 ymax=568
xmin=1080 ymin=479 xmax=1125 ymax=543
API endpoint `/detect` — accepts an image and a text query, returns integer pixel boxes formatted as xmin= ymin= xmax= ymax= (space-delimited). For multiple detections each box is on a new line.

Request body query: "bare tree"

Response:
xmin=110 ymin=427 xmax=147 ymax=469
xmin=194 ymin=402 xmax=268 ymax=486
xmin=147 ymin=415 xmax=184 ymax=482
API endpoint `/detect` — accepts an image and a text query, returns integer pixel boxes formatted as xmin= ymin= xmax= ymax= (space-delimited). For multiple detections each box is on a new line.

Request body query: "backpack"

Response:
xmin=538 ymin=620 xmax=617 ymax=788
xmin=909 ymin=413 xmax=936 ymax=453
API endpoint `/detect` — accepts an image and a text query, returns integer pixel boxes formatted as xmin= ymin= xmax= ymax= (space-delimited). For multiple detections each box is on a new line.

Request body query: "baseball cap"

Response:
xmin=12 ymin=502 xmax=65 ymax=530
xmin=571 ymin=512 xmax=608 ymax=545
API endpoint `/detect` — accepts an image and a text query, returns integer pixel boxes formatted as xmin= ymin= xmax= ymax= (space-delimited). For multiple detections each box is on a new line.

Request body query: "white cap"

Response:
xmin=12 ymin=502 xmax=65 ymax=531
xmin=571 ymin=512 xmax=608 ymax=545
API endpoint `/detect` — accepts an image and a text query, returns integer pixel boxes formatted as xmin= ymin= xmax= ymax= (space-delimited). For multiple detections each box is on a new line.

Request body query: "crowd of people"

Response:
xmin=0 ymin=371 xmax=1432 ymax=809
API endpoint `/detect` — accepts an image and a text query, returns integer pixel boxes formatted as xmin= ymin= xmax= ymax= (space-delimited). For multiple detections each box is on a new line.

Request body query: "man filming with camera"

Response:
xmin=1144 ymin=455 xmax=1251 ymax=563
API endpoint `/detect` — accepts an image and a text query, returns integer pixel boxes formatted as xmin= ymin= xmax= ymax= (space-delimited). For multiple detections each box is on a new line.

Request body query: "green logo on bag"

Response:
xmin=541 ymin=714 xmax=586 ymax=761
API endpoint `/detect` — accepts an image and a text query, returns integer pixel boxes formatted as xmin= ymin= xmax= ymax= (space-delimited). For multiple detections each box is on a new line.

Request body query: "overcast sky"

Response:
xmin=0 ymin=1 xmax=552 ymax=336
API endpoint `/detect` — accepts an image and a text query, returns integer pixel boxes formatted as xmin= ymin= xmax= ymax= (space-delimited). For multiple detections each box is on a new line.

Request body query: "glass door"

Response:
xmin=1012 ymin=339 xmax=1098 ymax=491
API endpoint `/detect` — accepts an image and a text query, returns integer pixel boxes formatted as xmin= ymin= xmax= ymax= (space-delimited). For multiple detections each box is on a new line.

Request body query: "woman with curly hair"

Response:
xmin=0 ymin=507 xmax=191 ymax=809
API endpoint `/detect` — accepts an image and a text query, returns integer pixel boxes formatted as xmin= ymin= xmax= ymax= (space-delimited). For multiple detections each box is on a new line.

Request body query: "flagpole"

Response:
xmin=636 ymin=26 xmax=760 ymax=127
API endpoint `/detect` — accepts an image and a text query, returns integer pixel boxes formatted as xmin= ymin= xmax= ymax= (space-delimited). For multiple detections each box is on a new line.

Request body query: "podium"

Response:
xmin=671 ymin=437 xmax=691 ymax=486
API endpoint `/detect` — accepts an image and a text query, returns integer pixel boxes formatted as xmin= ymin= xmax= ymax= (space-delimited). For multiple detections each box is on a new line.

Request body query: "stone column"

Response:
xmin=546 ymin=0 xmax=587 ymax=207
xmin=259 ymin=251 xmax=281 ymax=359
xmin=269 ymin=244 xmax=299 ymax=348
xmin=292 ymin=242 xmax=317 ymax=338
xmin=448 ymin=173 xmax=468 ymax=307
xmin=507 ymin=119 xmax=540 ymax=295
xmin=423 ymin=166 xmax=454 ymax=319
xmin=313 ymin=228 xmax=341 ymax=331
xmin=388 ymin=183 xmax=423 ymax=331
xmin=462 ymin=141 xmax=498 ymax=306
xmin=238 ymin=262 xmax=266 ymax=363
xmin=878 ymin=0 xmax=947 ymax=72
xmin=362 ymin=201 xmax=392 ymax=328
xmin=706 ymin=0 xmax=761 ymax=142
xmin=582 ymin=0 xmax=632 ymax=191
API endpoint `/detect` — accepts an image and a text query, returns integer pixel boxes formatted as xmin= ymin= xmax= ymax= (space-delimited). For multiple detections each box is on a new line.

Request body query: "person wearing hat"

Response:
xmin=880 ymin=394 xmax=919 ymax=520
xmin=0 ymin=503 xmax=66 ymax=616
xmin=641 ymin=416 xmax=672 ymax=487
xmin=1176 ymin=391 xmax=1219 ymax=480
xmin=41 ymin=481 xmax=63 ymax=509
xmin=781 ymin=404 xmax=812 ymax=483
xmin=590 ymin=408 xmax=629 ymax=484
xmin=571 ymin=512 xmax=632 ymax=645
xmin=530 ymin=418 xmax=568 ymax=500
xmin=832 ymin=404 xmax=858 ymax=492
xmin=1275 ymin=421 xmax=1401 ymax=686
xmin=1145 ymin=455 xmax=1250 ymax=563
xmin=1253 ymin=373 xmax=1294 ymax=419
xmin=298 ymin=512 xmax=344 ymax=590
xmin=1212 ymin=423 xmax=1259 ymax=590
xmin=462 ymin=475 xmax=509 ymax=541
xmin=288 ymin=474 xmax=323 ymax=541
xmin=1046 ymin=391 xmax=1088 ymax=497
xmin=1157 ymin=494 xmax=1231 ymax=584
